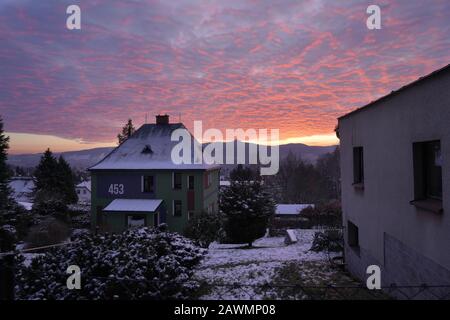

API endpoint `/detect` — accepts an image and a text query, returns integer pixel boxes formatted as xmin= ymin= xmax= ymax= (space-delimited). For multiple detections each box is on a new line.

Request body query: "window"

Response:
xmin=127 ymin=215 xmax=146 ymax=228
xmin=173 ymin=172 xmax=182 ymax=190
xmin=142 ymin=175 xmax=154 ymax=193
xmin=188 ymin=175 xmax=195 ymax=190
xmin=413 ymin=140 xmax=442 ymax=200
xmin=173 ymin=200 xmax=182 ymax=216
xmin=204 ymin=172 xmax=212 ymax=188
xmin=412 ymin=141 xmax=443 ymax=213
xmin=208 ymin=172 xmax=212 ymax=186
xmin=188 ymin=211 xmax=194 ymax=220
xmin=353 ymin=147 xmax=364 ymax=185
xmin=347 ymin=220 xmax=359 ymax=248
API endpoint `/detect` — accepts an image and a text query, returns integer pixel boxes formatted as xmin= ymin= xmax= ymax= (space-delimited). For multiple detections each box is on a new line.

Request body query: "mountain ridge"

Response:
xmin=7 ymin=143 xmax=337 ymax=170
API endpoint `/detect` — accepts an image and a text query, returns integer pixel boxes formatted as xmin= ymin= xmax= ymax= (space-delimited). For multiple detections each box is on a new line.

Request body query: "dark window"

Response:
xmin=353 ymin=147 xmax=364 ymax=184
xmin=347 ymin=220 xmax=359 ymax=248
xmin=173 ymin=172 xmax=182 ymax=189
xmin=173 ymin=200 xmax=182 ymax=216
xmin=188 ymin=175 xmax=195 ymax=190
xmin=127 ymin=215 xmax=146 ymax=228
xmin=142 ymin=176 xmax=154 ymax=193
xmin=413 ymin=140 xmax=442 ymax=200
xmin=188 ymin=211 xmax=194 ymax=220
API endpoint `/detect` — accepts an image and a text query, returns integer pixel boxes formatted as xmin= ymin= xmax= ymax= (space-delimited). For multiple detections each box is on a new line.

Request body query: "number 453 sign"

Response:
xmin=108 ymin=183 xmax=125 ymax=195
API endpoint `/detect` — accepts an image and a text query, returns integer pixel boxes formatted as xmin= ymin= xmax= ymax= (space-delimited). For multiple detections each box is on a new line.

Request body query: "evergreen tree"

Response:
xmin=33 ymin=150 xmax=77 ymax=217
xmin=220 ymin=180 xmax=275 ymax=247
xmin=33 ymin=148 xmax=60 ymax=198
xmin=0 ymin=116 xmax=14 ymax=215
xmin=117 ymin=119 xmax=135 ymax=145
xmin=229 ymin=164 xmax=257 ymax=182
xmin=57 ymin=156 xmax=78 ymax=204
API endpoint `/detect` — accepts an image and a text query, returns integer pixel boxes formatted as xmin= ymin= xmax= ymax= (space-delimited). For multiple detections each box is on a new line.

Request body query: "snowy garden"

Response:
xmin=191 ymin=229 xmax=376 ymax=300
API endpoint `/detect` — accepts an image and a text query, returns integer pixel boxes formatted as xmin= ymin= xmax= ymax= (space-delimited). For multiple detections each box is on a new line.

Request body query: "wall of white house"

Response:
xmin=76 ymin=187 xmax=91 ymax=204
xmin=339 ymin=69 xmax=450 ymax=289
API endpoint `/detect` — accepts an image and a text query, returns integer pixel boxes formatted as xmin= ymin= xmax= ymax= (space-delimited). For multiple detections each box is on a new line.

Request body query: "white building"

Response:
xmin=75 ymin=180 xmax=91 ymax=204
xmin=275 ymin=204 xmax=314 ymax=217
xmin=337 ymin=64 xmax=450 ymax=298
xmin=9 ymin=176 xmax=34 ymax=210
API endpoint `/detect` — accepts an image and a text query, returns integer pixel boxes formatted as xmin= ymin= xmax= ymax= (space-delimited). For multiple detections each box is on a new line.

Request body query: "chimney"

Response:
xmin=156 ymin=114 xmax=169 ymax=125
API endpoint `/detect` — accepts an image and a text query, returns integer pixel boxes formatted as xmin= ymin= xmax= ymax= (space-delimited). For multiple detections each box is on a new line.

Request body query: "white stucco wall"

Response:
xmin=338 ymin=68 xmax=450 ymax=280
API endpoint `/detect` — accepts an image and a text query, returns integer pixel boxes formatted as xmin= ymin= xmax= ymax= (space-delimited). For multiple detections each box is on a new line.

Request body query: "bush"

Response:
xmin=25 ymin=218 xmax=70 ymax=249
xmin=310 ymin=229 xmax=343 ymax=252
xmin=300 ymin=201 xmax=342 ymax=228
xmin=220 ymin=181 xmax=276 ymax=246
xmin=15 ymin=226 xmax=206 ymax=300
xmin=184 ymin=211 xmax=223 ymax=248
xmin=32 ymin=192 xmax=69 ymax=222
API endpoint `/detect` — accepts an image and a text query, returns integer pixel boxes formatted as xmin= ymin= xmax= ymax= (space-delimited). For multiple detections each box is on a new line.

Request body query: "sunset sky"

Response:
xmin=1 ymin=0 xmax=450 ymax=154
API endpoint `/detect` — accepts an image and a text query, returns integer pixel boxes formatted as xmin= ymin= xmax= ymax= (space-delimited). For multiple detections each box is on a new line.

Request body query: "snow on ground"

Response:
xmin=193 ymin=229 xmax=334 ymax=300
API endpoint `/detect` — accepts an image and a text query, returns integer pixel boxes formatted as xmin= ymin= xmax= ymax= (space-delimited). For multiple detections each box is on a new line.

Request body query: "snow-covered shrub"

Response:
xmin=310 ymin=229 xmax=343 ymax=252
xmin=220 ymin=180 xmax=276 ymax=247
xmin=32 ymin=192 xmax=69 ymax=222
xmin=184 ymin=211 xmax=223 ymax=248
xmin=15 ymin=226 xmax=205 ymax=300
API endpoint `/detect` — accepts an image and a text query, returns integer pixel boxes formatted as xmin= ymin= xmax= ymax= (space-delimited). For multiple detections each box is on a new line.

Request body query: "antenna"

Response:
xmin=179 ymin=113 xmax=181 ymax=123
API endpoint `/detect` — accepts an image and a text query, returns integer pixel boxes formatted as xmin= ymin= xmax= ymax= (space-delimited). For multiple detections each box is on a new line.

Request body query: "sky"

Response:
xmin=1 ymin=0 xmax=450 ymax=154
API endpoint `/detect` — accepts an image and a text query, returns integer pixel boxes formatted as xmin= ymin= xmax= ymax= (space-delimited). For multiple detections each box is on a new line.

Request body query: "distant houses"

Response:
xmin=275 ymin=204 xmax=314 ymax=217
xmin=337 ymin=64 xmax=450 ymax=295
xmin=8 ymin=176 xmax=34 ymax=210
xmin=89 ymin=115 xmax=220 ymax=234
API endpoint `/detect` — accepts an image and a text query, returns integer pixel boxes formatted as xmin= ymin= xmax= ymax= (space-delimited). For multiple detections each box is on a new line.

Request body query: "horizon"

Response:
xmin=1 ymin=1 xmax=450 ymax=154
xmin=6 ymin=132 xmax=339 ymax=156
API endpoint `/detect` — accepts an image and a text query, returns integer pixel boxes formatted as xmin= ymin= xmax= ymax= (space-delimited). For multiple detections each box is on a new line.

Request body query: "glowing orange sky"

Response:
xmin=1 ymin=1 xmax=450 ymax=154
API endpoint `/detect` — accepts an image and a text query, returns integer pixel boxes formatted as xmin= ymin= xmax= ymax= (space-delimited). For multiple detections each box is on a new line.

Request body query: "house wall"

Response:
xmin=104 ymin=209 xmax=163 ymax=233
xmin=90 ymin=168 xmax=220 ymax=234
xmin=339 ymin=70 xmax=450 ymax=294
xmin=76 ymin=187 xmax=91 ymax=204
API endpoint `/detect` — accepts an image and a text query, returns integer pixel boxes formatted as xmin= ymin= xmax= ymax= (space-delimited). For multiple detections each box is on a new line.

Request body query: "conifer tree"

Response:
xmin=0 ymin=116 xmax=14 ymax=216
xmin=117 ymin=119 xmax=135 ymax=145
xmin=57 ymin=156 xmax=78 ymax=204
xmin=220 ymin=180 xmax=275 ymax=247
xmin=33 ymin=148 xmax=60 ymax=198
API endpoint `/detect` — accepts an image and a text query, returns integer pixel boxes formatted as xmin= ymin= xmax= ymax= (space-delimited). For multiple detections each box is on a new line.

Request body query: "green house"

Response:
xmin=89 ymin=115 xmax=220 ymax=234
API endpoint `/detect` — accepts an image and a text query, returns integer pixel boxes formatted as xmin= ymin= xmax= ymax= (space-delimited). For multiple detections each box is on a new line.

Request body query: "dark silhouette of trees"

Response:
xmin=117 ymin=119 xmax=135 ymax=145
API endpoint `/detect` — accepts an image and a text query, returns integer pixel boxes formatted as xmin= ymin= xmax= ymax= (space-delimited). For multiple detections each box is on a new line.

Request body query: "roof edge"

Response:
xmin=338 ymin=63 xmax=450 ymax=120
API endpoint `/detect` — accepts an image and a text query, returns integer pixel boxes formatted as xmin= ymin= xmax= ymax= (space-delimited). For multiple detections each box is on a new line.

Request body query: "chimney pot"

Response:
xmin=156 ymin=114 xmax=169 ymax=125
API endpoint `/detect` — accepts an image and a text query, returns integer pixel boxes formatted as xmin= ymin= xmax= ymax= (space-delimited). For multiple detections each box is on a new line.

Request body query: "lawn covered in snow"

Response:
xmin=193 ymin=229 xmax=360 ymax=300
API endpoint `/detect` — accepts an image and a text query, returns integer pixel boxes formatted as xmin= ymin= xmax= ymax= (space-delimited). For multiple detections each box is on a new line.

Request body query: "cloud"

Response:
xmin=0 ymin=0 xmax=449 ymax=148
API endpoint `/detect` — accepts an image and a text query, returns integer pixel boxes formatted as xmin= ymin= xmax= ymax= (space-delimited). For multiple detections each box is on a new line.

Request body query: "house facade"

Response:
xmin=75 ymin=180 xmax=91 ymax=204
xmin=89 ymin=115 xmax=220 ymax=234
xmin=337 ymin=64 xmax=450 ymax=297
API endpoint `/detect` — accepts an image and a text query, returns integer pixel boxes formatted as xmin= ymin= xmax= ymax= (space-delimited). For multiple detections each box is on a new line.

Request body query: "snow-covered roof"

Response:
xmin=90 ymin=123 xmax=218 ymax=171
xmin=275 ymin=204 xmax=314 ymax=215
xmin=76 ymin=180 xmax=91 ymax=192
xmin=103 ymin=199 xmax=163 ymax=213
xmin=9 ymin=177 xmax=34 ymax=202
xmin=18 ymin=201 xmax=33 ymax=211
